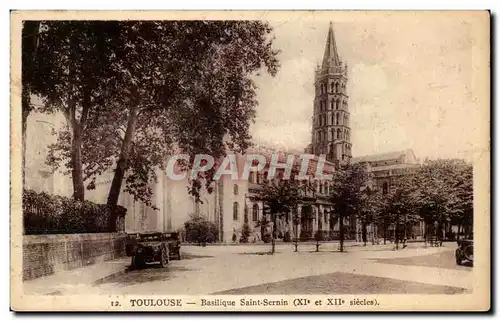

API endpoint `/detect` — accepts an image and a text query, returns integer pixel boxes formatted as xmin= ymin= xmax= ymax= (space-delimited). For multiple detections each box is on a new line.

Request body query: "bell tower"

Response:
xmin=311 ymin=22 xmax=352 ymax=165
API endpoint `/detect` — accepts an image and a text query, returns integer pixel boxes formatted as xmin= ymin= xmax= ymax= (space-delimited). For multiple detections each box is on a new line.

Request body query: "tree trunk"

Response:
xmin=362 ymin=223 xmax=367 ymax=246
xmin=271 ymin=213 xmax=276 ymax=254
xmin=395 ymin=216 xmax=399 ymax=250
xmin=107 ymin=100 xmax=139 ymax=231
xmin=339 ymin=212 xmax=344 ymax=252
xmin=383 ymin=218 xmax=387 ymax=245
xmin=70 ymin=125 xmax=85 ymax=201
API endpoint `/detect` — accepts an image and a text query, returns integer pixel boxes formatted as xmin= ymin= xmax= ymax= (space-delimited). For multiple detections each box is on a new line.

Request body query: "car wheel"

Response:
xmin=464 ymin=245 xmax=473 ymax=261
xmin=132 ymin=255 xmax=145 ymax=269
xmin=160 ymin=247 xmax=169 ymax=267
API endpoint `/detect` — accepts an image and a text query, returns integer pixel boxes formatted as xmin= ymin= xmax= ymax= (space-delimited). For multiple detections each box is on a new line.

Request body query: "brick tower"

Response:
xmin=311 ymin=22 xmax=352 ymax=165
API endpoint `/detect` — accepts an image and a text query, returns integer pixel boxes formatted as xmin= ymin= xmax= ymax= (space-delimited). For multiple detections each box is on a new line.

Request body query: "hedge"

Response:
xmin=22 ymin=189 xmax=127 ymax=235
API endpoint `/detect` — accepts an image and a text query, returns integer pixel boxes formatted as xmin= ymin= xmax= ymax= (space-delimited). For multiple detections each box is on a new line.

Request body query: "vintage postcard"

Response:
xmin=10 ymin=10 xmax=490 ymax=312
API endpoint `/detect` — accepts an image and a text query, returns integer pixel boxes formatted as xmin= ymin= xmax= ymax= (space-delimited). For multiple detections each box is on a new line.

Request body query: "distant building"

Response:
xmin=352 ymin=149 xmax=421 ymax=194
xmin=352 ymin=149 xmax=425 ymax=240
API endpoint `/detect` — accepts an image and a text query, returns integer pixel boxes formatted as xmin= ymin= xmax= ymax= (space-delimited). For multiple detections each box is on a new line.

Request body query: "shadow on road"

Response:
xmin=374 ymin=251 xmax=473 ymax=271
xmin=92 ymin=254 xmax=213 ymax=286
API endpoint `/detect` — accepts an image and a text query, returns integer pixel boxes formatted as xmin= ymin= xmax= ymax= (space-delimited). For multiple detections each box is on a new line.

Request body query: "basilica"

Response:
xmin=24 ymin=22 xmax=423 ymax=244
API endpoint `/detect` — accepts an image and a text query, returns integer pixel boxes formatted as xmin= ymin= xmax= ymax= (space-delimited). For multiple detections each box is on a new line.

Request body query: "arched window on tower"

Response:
xmin=336 ymin=113 xmax=340 ymax=125
xmin=330 ymin=100 xmax=334 ymax=110
xmin=249 ymin=172 xmax=255 ymax=184
xmin=252 ymin=203 xmax=259 ymax=222
xmin=233 ymin=202 xmax=239 ymax=221
xmin=337 ymin=128 xmax=342 ymax=140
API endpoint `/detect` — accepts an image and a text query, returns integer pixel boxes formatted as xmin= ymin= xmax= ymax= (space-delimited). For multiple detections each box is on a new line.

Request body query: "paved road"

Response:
xmin=85 ymin=242 xmax=472 ymax=295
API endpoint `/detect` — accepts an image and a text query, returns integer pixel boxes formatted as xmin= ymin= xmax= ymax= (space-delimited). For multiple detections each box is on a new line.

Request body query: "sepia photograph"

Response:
xmin=10 ymin=10 xmax=490 ymax=311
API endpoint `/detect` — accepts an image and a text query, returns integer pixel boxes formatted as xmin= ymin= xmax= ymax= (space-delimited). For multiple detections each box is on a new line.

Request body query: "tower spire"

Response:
xmin=321 ymin=22 xmax=341 ymax=68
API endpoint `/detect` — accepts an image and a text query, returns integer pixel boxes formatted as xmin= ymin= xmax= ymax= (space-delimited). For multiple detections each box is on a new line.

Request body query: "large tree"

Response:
xmin=31 ymin=21 xmax=123 ymax=201
xmin=358 ymin=185 xmax=385 ymax=246
xmin=257 ymin=170 xmax=302 ymax=253
xmin=413 ymin=159 xmax=473 ymax=241
xmin=329 ymin=163 xmax=370 ymax=252
xmin=38 ymin=21 xmax=280 ymax=231
xmin=383 ymin=172 xmax=420 ymax=249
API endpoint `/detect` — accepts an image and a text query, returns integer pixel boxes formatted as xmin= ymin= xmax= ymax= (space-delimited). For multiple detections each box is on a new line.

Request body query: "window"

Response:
xmin=337 ymin=128 xmax=342 ymax=140
xmin=382 ymin=182 xmax=389 ymax=195
xmin=233 ymin=202 xmax=239 ymax=221
xmin=249 ymin=172 xmax=255 ymax=184
xmin=233 ymin=184 xmax=239 ymax=195
xmin=330 ymin=100 xmax=334 ymax=110
xmin=252 ymin=204 xmax=259 ymax=221
xmin=336 ymin=113 xmax=340 ymax=125
xmin=244 ymin=205 xmax=249 ymax=223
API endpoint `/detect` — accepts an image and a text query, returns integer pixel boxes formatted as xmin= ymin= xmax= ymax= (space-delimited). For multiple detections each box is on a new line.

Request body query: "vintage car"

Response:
xmin=126 ymin=231 xmax=182 ymax=269
xmin=455 ymin=238 xmax=473 ymax=266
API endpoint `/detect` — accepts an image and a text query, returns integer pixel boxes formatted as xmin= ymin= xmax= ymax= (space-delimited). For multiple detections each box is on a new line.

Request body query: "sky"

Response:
xmin=249 ymin=11 xmax=489 ymax=162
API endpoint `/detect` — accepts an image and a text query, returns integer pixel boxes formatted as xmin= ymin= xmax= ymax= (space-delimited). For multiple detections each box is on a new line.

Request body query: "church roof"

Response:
xmin=352 ymin=149 xmax=416 ymax=164
xmin=322 ymin=22 xmax=341 ymax=68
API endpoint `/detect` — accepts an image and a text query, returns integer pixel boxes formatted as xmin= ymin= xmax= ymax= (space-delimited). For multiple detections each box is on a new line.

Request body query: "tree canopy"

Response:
xmin=31 ymin=21 xmax=280 ymax=214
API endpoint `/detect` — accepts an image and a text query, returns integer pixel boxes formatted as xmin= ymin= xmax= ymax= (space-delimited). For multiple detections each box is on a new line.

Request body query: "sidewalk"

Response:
xmin=23 ymin=257 xmax=131 ymax=295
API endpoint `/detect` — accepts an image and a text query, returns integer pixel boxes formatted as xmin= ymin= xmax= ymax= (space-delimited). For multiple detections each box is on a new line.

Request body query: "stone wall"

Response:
xmin=23 ymin=233 xmax=127 ymax=281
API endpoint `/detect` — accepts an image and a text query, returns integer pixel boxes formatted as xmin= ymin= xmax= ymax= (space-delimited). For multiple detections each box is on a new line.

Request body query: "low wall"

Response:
xmin=23 ymin=233 xmax=127 ymax=281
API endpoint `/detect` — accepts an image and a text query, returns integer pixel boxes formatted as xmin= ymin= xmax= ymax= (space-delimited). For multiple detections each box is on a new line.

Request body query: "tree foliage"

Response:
xmin=413 ymin=159 xmax=473 ymax=238
xmin=32 ymin=21 xmax=280 ymax=214
xmin=329 ymin=163 xmax=370 ymax=251
xmin=184 ymin=213 xmax=218 ymax=244
xmin=21 ymin=21 xmax=41 ymax=187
